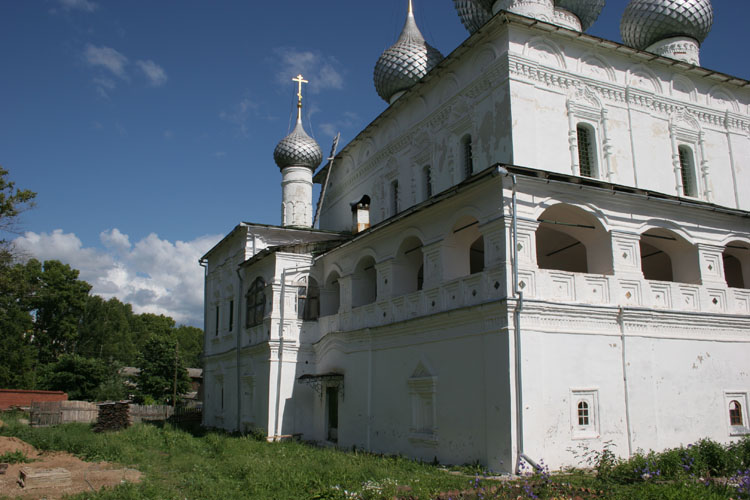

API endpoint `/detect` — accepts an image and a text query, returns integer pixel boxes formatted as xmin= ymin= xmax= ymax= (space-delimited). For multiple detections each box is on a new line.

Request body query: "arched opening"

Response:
xmin=639 ymin=228 xmax=700 ymax=284
xmin=678 ymin=145 xmax=698 ymax=197
xmin=443 ymin=216 xmax=484 ymax=280
xmin=536 ymin=204 xmax=612 ymax=274
xmin=576 ymin=123 xmax=598 ymax=178
xmin=393 ymin=236 xmax=424 ymax=296
xmin=723 ymin=241 xmax=750 ymax=289
xmin=577 ymin=401 xmax=590 ymax=426
xmin=461 ymin=135 xmax=473 ymax=180
xmin=320 ymin=272 xmax=340 ymax=317
xmin=352 ymin=256 xmax=377 ymax=308
xmin=299 ymin=277 xmax=320 ymax=320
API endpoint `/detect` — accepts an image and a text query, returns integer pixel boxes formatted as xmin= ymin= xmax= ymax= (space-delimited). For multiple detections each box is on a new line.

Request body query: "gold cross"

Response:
xmin=292 ymin=74 xmax=308 ymax=106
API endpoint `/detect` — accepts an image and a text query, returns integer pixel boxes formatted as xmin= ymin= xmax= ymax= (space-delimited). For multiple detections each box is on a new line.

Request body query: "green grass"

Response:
xmin=0 ymin=412 xmax=747 ymax=499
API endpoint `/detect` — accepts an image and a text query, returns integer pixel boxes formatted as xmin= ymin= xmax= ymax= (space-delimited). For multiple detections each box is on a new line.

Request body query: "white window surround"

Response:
xmin=566 ymin=87 xmax=612 ymax=181
xmin=571 ymin=389 xmax=600 ymax=440
xmin=725 ymin=391 xmax=749 ymax=436
xmin=408 ymin=362 xmax=438 ymax=446
xmin=669 ymin=110 xmax=710 ymax=201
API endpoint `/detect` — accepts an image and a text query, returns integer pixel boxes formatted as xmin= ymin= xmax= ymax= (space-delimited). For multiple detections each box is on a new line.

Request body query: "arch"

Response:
xmin=627 ymin=65 xmax=662 ymax=94
xmin=578 ymin=53 xmax=616 ymax=82
xmin=708 ymin=86 xmax=739 ymax=113
xmin=724 ymin=241 xmax=750 ymax=289
xmin=320 ymin=271 xmax=341 ymax=317
xmin=525 ymin=37 xmax=566 ymax=69
xmin=536 ymin=204 xmax=613 ymax=275
xmin=438 ymin=73 xmax=460 ymax=103
xmin=352 ymin=256 xmax=378 ymax=308
xmin=471 ymin=44 xmax=498 ymax=71
xmin=671 ymin=75 xmax=697 ymax=102
xmin=443 ymin=215 xmax=484 ymax=280
xmin=393 ymin=235 xmax=424 ymax=296
xmin=639 ymin=228 xmax=700 ymax=284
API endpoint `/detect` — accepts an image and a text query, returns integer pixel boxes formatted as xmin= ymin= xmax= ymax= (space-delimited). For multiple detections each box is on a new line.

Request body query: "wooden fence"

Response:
xmin=30 ymin=401 xmax=98 ymax=427
xmin=30 ymin=401 xmax=201 ymax=427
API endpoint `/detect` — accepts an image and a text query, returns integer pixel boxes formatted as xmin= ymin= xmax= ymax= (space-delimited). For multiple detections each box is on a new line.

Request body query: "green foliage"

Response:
xmin=78 ymin=295 xmax=137 ymax=365
xmin=0 ymin=450 xmax=34 ymax=464
xmin=173 ymin=325 xmax=203 ymax=368
xmin=135 ymin=336 xmax=191 ymax=404
xmin=40 ymin=354 xmax=124 ymax=401
xmin=0 ymin=166 xmax=36 ymax=245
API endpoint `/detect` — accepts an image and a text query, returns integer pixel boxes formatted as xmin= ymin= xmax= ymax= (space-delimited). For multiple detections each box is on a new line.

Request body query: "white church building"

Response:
xmin=200 ymin=0 xmax=750 ymax=472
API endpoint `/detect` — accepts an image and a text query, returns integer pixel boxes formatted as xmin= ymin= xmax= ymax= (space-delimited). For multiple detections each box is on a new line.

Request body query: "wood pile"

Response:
xmin=18 ymin=467 xmax=72 ymax=489
xmin=94 ymin=401 xmax=131 ymax=432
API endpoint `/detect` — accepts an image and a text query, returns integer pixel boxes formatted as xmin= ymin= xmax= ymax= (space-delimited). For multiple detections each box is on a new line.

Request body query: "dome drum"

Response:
xmin=454 ymin=0 xmax=605 ymax=34
xmin=647 ymin=36 xmax=701 ymax=65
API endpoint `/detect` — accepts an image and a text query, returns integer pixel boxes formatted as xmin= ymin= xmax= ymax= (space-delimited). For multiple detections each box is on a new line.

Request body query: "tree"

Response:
xmin=174 ymin=325 xmax=203 ymax=368
xmin=78 ymin=295 xmax=136 ymax=365
xmin=29 ymin=260 xmax=92 ymax=364
xmin=0 ymin=251 xmax=37 ymax=388
xmin=41 ymin=354 xmax=124 ymax=401
xmin=0 ymin=166 xmax=36 ymax=249
xmin=130 ymin=313 xmax=175 ymax=352
xmin=135 ymin=336 xmax=190 ymax=404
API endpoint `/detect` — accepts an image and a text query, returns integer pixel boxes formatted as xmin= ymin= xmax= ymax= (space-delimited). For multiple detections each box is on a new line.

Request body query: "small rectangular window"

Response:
xmin=391 ymin=180 xmax=399 ymax=215
xmin=215 ymin=305 xmax=220 ymax=336
xmin=228 ymin=300 xmax=234 ymax=332
xmin=423 ymin=166 xmax=432 ymax=199
xmin=577 ymin=125 xmax=596 ymax=178
xmin=678 ymin=146 xmax=697 ymax=197
xmin=462 ymin=135 xmax=473 ymax=180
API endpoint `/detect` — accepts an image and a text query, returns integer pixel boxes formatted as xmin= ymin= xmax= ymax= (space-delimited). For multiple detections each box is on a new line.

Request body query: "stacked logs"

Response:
xmin=94 ymin=401 xmax=131 ymax=432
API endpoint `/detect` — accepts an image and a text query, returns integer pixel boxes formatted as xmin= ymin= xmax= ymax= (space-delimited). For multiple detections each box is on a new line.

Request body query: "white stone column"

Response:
xmin=480 ymin=218 xmax=508 ymax=268
xmin=611 ymin=231 xmax=644 ymax=278
xmin=697 ymin=243 xmax=727 ymax=286
xmin=281 ymin=165 xmax=313 ymax=227
xmin=421 ymin=241 xmax=443 ymax=289
xmin=375 ymin=259 xmax=394 ymax=300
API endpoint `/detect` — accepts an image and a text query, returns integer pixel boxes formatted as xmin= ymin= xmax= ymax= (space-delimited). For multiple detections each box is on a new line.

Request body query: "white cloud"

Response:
xmin=136 ymin=59 xmax=168 ymax=87
xmin=59 ymin=0 xmax=98 ymax=12
xmin=273 ymin=48 xmax=344 ymax=94
xmin=320 ymin=111 xmax=360 ymax=138
xmin=84 ymin=44 xmax=128 ymax=79
xmin=14 ymin=229 xmax=222 ymax=327
xmin=219 ymin=97 xmax=258 ymax=136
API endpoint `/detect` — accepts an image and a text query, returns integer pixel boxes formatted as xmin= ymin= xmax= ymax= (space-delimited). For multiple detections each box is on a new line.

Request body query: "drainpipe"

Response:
xmin=236 ymin=268 xmax=244 ymax=433
xmin=618 ymin=307 xmax=634 ymax=457
xmin=199 ymin=258 xmax=208 ymax=415
xmin=495 ymin=166 xmax=539 ymax=474
xmin=273 ymin=264 xmax=313 ymax=440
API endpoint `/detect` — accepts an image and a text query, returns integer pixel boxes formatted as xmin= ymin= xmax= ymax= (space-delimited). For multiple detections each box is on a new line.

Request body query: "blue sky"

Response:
xmin=2 ymin=0 xmax=747 ymax=326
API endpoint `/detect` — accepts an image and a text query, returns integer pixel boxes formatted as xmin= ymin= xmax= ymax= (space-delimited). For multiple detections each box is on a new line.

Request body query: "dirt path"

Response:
xmin=0 ymin=436 xmax=141 ymax=499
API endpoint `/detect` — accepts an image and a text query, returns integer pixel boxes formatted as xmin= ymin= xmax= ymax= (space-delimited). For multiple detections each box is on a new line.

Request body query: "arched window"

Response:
xmin=352 ymin=257 xmax=377 ymax=308
xmin=640 ymin=228 xmax=700 ymax=284
xmin=678 ymin=145 xmax=697 ymax=197
xmin=577 ymin=401 xmax=590 ymax=426
xmin=730 ymin=400 xmax=743 ymax=426
xmin=394 ymin=236 xmax=424 ymax=296
xmin=245 ymin=277 xmax=266 ymax=328
xmin=320 ymin=272 xmax=340 ymax=317
xmin=576 ymin=124 xmax=598 ymax=178
xmin=723 ymin=242 xmax=749 ymax=289
xmin=423 ymin=166 xmax=433 ymax=200
xmin=298 ymin=277 xmax=320 ymax=320
xmin=536 ymin=204 xmax=612 ymax=275
xmin=461 ymin=135 xmax=473 ymax=180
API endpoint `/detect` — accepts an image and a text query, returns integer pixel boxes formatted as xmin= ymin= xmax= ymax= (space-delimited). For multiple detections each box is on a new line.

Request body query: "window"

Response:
xmin=678 ymin=145 xmax=697 ymax=197
xmin=215 ymin=305 xmax=220 ymax=336
xmin=726 ymin=393 xmax=749 ymax=435
xmin=571 ymin=389 xmax=599 ymax=439
xmin=228 ymin=300 xmax=234 ymax=332
xmin=408 ymin=362 xmax=437 ymax=446
xmin=391 ymin=180 xmax=399 ymax=215
xmin=298 ymin=278 xmax=320 ymax=320
xmin=461 ymin=135 xmax=473 ymax=180
xmin=245 ymin=277 xmax=266 ymax=328
xmin=578 ymin=401 xmax=590 ymax=426
xmin=423 ymin=166 xmax=432 ymax=199
xmin=576 ymin=124 xmax=597 ymax=178
xmin=730 ymin=401 xmax=743 ymax=426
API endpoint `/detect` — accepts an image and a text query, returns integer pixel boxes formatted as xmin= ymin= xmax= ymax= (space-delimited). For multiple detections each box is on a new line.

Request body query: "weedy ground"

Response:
xmin=0 ymin=411 xmax=748 ymax=499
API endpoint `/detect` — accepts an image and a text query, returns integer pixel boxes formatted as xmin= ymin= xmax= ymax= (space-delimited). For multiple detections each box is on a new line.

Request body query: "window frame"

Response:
xmin=725 ymin=392 xmax=749 ymax=436
xmin=245 ymin=277 xmax=266 ymax=328
xmin=571 ymin=389 xmax=600 ymax=440
xmin=461 ymin=135 xmax=473 ymax=180
xmin=576 ymin=123 xmax=599 ymax=179
xmin=677 ymin=144 xmax=698 ymax=198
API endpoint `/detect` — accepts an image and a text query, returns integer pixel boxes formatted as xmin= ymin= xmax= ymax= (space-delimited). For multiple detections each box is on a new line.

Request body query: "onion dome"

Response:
xmin=556 ymin=0 xmax=606 ymax=31
xmin=373 ymin=0 xmax=444 ymax=103
xmin=454 ymin=0 xmax=493 ymax=34
xmin=621 ymin=0 xmax=713 ymax=50
xmin=453 ymin=0 xmax=605 ymax=34
xmin=273 ymin=117 xmax=323 ymax=170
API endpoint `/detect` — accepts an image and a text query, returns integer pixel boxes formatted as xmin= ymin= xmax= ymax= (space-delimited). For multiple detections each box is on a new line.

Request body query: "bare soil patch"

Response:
xmin=0 ymin=437 xmax=140 ymax=499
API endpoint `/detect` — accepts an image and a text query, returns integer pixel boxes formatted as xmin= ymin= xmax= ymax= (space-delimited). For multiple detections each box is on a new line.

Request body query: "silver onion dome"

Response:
xmin=453 ymin=0 xmax=606 ymax=34
xmin=621 ymin=0 xmax=714 ymax=50
xmin=273 ymin=117 xmax=323 ymax=170
xmin=557 ymin=0 xmax=606 ymax=31
xmin=454 ymin=0 xmax=493 ymax=34
xmin=373 ymin=1 xmax=444 ymax=103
